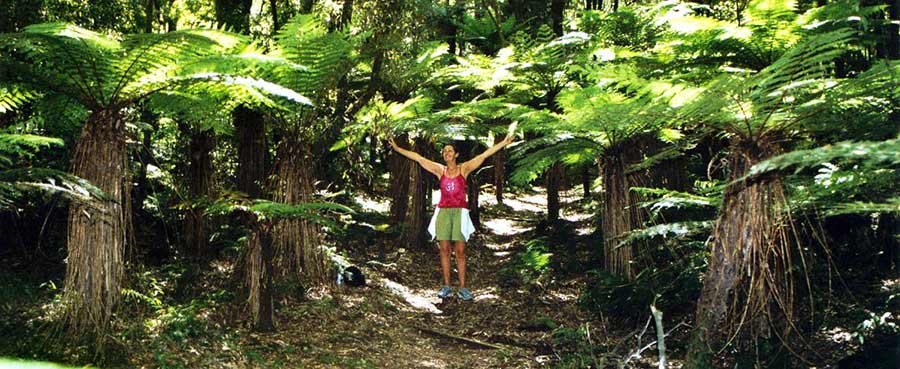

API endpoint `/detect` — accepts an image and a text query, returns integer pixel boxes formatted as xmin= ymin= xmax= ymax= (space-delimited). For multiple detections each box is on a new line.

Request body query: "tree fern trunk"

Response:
xmin=551 ymin=0 xmax=565 ymax=36
xmin=185 ymin=127 xmax=215 ymax=259
xmin=688 ymin=138 xmax=794 ymax=366
xmin=235 ymin=106 xmax=267 ymax=199
xmin=389 ymin=134 xmax=411 ymax=225
xmin=493 ymin=134 xmax=506 ymax=205
xmin=215 ymin=0 xmax=252 ymax=33
xmin=582 ymin=165 xmax=591 ymax=198
xmin=405 ymin=137 xmax=432 ymax=249
xmin=546 ymin=163 xmax=563 ymax=223
xmin=467 ymin=165 xmax=481 ymax=230
xmin=601 ymin=154 xmax=634 ymax=280
xmin=245 ymin=224 xmax=275 ymax=331
xmin=63 ymin=110 xmax=128 ymax=346
xmin=300 ymin=0 xmax=315 ymax=14
xmin=889 ymin=0 xmax=899 ymax=59
xmin=271 ymin=139 xmax=326 ymax=283
xmin=600 ymin=139 xmax=649 ymax=280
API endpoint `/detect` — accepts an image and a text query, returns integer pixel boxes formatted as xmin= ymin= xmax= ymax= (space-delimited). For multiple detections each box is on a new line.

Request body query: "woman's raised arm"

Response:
xmin=389 ymin=137 xmax=443 ymax=178
xmin=460 ymin=132 xmax=514 ymax=177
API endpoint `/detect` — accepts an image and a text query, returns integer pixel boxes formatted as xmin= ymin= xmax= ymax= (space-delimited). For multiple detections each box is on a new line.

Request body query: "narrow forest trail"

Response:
xmin=270 ymin=188 xmax=602 ymax=368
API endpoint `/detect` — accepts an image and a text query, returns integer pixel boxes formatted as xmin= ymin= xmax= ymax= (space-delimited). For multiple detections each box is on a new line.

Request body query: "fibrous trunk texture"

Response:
xmin=245 ymin=224 xmax=275 ymax=331
xmin=601 ymin=141 xmax=648 ymax=281
xmin=493 ymin=134 xmax=506 ymax=205
xmin=389 ymin=134 xmax=411 ymax=225
xmin=467 ymin=163 xmax=481 ymax=230
xmin=185 ymin=128 xmax=215 ymax=259
xmin=405 ymin=137 xmax=433 ymax=249
xmin=582 ymin=165 xmax=592 ymax=198
xmin=546 ymin=163 xmax=563 ymax=223
xmin=235 ymin=106 xmax=267 ymax=199
xmin=271 ymin=139 xmax=326 ymax=283
xmin=63 ymin=110 xmax=128 ymax=345
xmin=689 ymin=138 xmax=794 ymax=366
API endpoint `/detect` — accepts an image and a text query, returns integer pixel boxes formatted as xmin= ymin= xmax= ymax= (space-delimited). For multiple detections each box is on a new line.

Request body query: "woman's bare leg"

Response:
xmin=439 ymin=241 xmax=452 ymax=286
xmin=454 ymin=241 xmax=466 ymax=288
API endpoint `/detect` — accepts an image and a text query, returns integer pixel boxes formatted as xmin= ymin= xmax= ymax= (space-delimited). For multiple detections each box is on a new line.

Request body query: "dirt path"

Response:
xmin=269 ymin=189 xmax=594 ymax=368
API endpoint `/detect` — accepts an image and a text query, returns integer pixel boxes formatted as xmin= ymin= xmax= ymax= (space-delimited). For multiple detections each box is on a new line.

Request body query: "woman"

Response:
xmin=389 ymin=132 xmax=514 ymax=300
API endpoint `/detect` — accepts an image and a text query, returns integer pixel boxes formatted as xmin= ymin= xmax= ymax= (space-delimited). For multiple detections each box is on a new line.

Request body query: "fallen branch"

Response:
xmin=415 ymin=325 xmax=510 ymax=351
xmin=622 ymin=320 xmax=689 ymax=368
xmin=651 ymin=304 xmax=665 ymax=369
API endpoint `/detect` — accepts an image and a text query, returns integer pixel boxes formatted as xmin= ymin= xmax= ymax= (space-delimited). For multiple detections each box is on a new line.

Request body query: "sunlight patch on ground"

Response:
xmin=415 ymin=359 xmax=446 ymax=368
xmin=504 ymin=193 xmax=548 ymax=214
xmin=561 ymin=211 xmax=592 ymax=223
xmin=550 ymin=291 xmax=577 ymax=302
xmin=484 ymin=218 xmax=528 ymax=236
xmin=881 ymin=277 xmax=899 ymax=291
xmin=378 ymin=278 xmax=442 ymax=314
xmin=474 ymin=293 xmax=498 ymax=302
xmin=825 ymin=327 xmax=853 ymax=343
xmin=354 ymin=196 xmax=390 ymax=213
xmin=576 ymin=227 xmax=593 ymax=236
xmin=474 ymin=286 xmax=499 ymax=301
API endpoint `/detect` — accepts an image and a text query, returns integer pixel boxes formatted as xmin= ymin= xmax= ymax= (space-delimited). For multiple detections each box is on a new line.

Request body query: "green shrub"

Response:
xmin=579 ymin=240 xmax=705 ymax=318
xmin=497 ymin=238 xmax=554 ymax=288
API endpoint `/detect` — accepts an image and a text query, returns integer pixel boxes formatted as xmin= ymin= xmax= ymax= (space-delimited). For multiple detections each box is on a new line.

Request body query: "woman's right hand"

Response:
xmin=389 ymin=137 xmax=399 ymax=150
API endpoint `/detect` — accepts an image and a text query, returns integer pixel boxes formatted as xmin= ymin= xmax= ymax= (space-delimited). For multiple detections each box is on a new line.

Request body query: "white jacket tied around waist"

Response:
xmin=427 ymin=207 xmax=476 ymax=242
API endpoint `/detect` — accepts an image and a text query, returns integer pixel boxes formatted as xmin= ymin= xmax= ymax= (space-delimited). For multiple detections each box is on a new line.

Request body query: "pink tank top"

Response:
xmin=437 ymin=167 xmax=467 ymax=208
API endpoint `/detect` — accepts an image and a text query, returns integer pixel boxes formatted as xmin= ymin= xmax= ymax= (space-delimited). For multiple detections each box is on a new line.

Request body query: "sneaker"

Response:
xmin=437 ymin=285 xmax=452 ymax=299
xmin=457 ymin=287 xmax=473 ymax=301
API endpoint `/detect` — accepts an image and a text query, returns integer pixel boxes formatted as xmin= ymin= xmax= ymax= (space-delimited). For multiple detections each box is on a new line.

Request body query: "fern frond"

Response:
xmin=509 ymin=137 xmax=598 ymax=184
xmin=825 ymin=198 xmax=900 ymax=215
xmin=619 ymin=221 xmax=713 ymax=247
xmin=0 ymin=134 xmax=63 ymax=160
xmin=0 ymin=84 xmax=41 ymax=113
xmin=0 ymin=167 xmax=107 ymax=210
xmin=113 ymin=30 xmax=248 ymax=102
xmin=275 ymin=15 xmax=353 ymax=99
xmin=745 ymin=139 xmax=900 ymax=179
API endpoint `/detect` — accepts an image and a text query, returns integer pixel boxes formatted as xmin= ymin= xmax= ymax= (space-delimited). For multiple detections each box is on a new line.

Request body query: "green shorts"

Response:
xmin=435 ymin=208 xmax=465 ymax=241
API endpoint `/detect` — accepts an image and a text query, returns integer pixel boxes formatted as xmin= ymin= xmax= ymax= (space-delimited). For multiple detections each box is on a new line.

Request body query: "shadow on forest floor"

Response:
xmin=1 ymin=188 xmax=897 ymax=368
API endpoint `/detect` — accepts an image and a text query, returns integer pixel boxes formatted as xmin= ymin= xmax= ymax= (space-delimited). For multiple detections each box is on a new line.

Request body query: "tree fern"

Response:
xmin=0 ymin=134 xmax=103 ymax=210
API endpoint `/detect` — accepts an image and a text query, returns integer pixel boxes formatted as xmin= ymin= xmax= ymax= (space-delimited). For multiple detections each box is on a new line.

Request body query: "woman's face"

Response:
xmin=442 ymin=145 xmax=458 ymax=163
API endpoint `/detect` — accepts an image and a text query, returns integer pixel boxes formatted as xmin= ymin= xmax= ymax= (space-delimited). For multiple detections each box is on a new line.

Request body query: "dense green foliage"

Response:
xmin=0 ymin=0 xmax=897 ymax=367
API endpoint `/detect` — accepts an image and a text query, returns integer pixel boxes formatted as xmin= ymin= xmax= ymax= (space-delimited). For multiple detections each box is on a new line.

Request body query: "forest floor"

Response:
xmin=206 ymin=187 xmax=668 ymax=369
xmin=1 ymin=188 xmax=897 ymax=368
xmin=127 ymin=187 xmax=687 ymax=368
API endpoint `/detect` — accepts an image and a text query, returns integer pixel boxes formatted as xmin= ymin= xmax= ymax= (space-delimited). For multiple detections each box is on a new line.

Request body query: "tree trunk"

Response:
xmin=405 ymin=137 xmax=433 ymax=249
xmin=546 ymin=163 xmax=563 ymax=223
xmin=184 ymin=127 xmax=215 ymax=259
xmin=271 ymin=139 xmax=326 ymax=283
xmin=551 ymin=0 xmax=565 ymax=36
xmin=63 ymin=110 xmax=128 ymax=345
xmin=270 ymin=0 xmax=279 ymax=32
xmin=467 ymin=164 xmax=481 ymax=230
xmin=235 ymin=106 xmax=267 ymax=199
xmin=688 ymin=138 xmax=793 ymax=366
xmin=582 ymin=164 xmax=591 ymax=198
xmin=889 ymin=0 xmax=899 ymax=59
xmin=493 ymin=134 xmax=506 ymax=205
xmin=131 ymin=107 xmax=156 ymax=261
xmin=144 ymin=0 xmax=155 ymax=32
xmin=389 ymin=134 xmax=412 ymax=225
xmin=215 ymin=0 xmax=252 ymax=33
xmin=300 ymin=0 xmax=315 ymax=13
xmin=600 ymin=149 xmax=644 ymax=280
xmin=245 ymin=224 xmax=275 ymax=331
